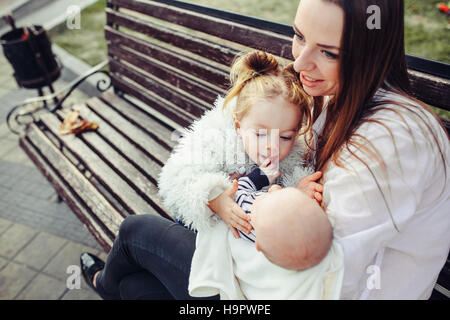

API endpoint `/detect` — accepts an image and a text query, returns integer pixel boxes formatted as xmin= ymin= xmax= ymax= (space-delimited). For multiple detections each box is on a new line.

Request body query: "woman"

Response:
xmin=80 ymin=0 xmax=449 ymax=300
xmin=289 ymin=0 xmax=449 ymax=299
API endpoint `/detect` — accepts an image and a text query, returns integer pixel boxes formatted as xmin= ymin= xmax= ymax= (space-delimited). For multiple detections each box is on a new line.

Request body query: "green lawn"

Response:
xmin=403 ymin=0 xmax=450 ymax=63
xmin=47 ymin=0 xmax=107 ymax=66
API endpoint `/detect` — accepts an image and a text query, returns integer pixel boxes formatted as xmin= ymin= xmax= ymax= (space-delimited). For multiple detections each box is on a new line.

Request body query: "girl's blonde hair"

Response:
xmin=223 ymin=50 xmax=312 ymax=135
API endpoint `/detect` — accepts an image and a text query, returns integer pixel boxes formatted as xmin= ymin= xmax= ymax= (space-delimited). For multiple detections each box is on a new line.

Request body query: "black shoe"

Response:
xmin=80 ymin=252 xmax=105 ymax=292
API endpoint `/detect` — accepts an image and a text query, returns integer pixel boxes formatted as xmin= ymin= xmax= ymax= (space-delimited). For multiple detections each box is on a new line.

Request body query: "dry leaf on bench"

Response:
xmin=71 ymin=120 xmax=99 ymax=135
xmin=60 ymin=110 xmax=80 ymax=135
xmin=59 ymin=109 xmax=99 ymax=135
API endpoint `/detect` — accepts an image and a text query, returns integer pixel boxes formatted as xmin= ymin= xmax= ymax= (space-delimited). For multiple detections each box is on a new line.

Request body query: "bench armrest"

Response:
xmin=6 ymin=60 xmax=111 ymax=135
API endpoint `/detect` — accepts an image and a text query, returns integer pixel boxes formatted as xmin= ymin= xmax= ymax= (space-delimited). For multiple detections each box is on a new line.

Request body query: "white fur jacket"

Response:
xmin=157 ymin=96 xmax=314 ymax=232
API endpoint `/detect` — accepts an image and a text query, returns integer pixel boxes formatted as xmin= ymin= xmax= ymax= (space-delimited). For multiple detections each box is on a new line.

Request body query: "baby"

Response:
xmin=235 ymin=163 xmax=332 ymax=271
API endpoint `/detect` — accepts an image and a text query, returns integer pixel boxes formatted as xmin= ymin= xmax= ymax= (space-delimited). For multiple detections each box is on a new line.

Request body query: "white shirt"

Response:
xmin=317 ymin=90 xmax=450 ymax=299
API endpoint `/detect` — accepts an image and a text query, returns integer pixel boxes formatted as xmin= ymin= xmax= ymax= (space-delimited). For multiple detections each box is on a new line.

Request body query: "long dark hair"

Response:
xmin=315 ymin=0 xmax=448 ymax=230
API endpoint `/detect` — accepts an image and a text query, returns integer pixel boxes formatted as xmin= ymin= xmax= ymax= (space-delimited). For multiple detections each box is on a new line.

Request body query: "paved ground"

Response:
xmin=0 ymin=0 xmax=107 ymax=300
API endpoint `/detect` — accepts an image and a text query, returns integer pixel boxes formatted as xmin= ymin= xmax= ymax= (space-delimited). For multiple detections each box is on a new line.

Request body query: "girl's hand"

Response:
xmin=296 ymin=171 xmax=323 ymax=204
xmin=268 ymin=184 xmax=282 ymax=193
xmin=208 ymin=180 xmax=252 ymax=238
xmin=260 ymin=158 xmax=281 ymax=184
xmin=229 ymin=170 xmax=245 ymax=181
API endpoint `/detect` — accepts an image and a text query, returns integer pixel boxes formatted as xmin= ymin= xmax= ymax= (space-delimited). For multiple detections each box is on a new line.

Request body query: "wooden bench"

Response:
xmin=13 ymin=0 xmax=450 ymax=299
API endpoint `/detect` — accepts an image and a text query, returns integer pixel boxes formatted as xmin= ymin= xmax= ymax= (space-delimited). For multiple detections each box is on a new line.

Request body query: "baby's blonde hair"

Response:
xmin=223 ymin=50 xmax=312 ymax=135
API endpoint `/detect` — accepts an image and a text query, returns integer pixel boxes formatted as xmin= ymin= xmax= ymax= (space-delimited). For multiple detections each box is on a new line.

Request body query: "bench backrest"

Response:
xmin=105 ymin=0 xmax=450 ymax=132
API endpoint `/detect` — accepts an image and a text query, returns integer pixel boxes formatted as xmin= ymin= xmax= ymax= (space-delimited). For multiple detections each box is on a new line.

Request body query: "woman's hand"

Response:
xmin=208 ymin=180 xmax=252 ymax=238
xmin=296 ymin=171 xmax=323 ymax=204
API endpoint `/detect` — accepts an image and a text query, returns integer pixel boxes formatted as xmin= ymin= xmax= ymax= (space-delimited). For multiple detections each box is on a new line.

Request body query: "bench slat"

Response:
xmin=409 ymin=70 xmax=450 ymax=112
xmin=109 ymin=57 xmax=209 ymax=118
xmin=79 ymin=103 xmax=168 ymax=180
xmin=22 ymin=124 xmax=123 ymax=250
xmin=100 ymin=90 xmax=180 ymax=149
xmin=110 ymin=74 xmax=195 ymax=127
xmin=106 ymin=8 xmax=238 ymax=67
xmin=55 ymin=108 xmax=172 ymax=220
xmin=110 ymin=0 xmax=293 ymax=60
xmin=105 ymin=39 xmax=223 ymax=105
xmin=39 ymin=112 xmax=158 ymax=217
xmin=85 ymin=96 xmax=171 ymax=165
xmin=105 ymin=26 xmax=229 ymax=91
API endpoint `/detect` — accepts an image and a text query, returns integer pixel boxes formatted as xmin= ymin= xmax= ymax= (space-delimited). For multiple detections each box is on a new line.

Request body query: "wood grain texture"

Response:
xmin=105 ymin=27 xmax=229 ymax=91
xmin=109 ymin=58 xmax=208 ymax=118
xmin=100 ymin=90 xmax=186 ymax=148
xmin=106 ymin=8 xmax=239 ymax=67
xmin=105 ymin=35 xmax=223 ymax=105
xmin=408 ymin=70 xmax=450 ymax=111
xmin=22 ymin=124 xmax=123 ymax=250
xmin=109 ymin=0 xmax=293 ymax=60
xmin=39 ymin=112 xmax=158 ymax=217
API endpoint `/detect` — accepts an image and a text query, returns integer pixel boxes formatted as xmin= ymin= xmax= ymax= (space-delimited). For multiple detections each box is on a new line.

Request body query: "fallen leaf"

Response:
xmin=59 ymin=109 xmax=99 ymax=135
xmin=60 ymin=110 xmax=80 ymax=135
xmin=72 ymin=120 xmax=99 ymax=135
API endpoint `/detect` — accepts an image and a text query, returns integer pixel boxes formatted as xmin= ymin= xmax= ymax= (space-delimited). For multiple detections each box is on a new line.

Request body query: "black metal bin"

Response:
xmin=1 ymin=24 xmax=61 ymax=89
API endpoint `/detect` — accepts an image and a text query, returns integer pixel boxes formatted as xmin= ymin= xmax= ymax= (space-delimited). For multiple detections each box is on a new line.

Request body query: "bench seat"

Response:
xmin=20 ymin=90 xmax=176 ymax=252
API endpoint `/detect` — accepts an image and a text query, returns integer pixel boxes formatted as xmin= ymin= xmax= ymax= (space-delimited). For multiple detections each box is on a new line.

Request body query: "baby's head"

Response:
xmin=223 ymin=50 xmax=312 ymax=166
xmin=251 ymin=187 xmax=332 ymax=271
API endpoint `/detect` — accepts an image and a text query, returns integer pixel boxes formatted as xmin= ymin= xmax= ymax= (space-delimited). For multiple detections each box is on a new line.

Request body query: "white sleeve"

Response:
xmin=323 ymin=107 xmax=450 ymax=299
xmin=157 ymin=98 xmax=232 ymax=232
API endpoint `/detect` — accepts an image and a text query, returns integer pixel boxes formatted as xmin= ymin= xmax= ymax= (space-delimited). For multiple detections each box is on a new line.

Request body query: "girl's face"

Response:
xmin=235 ymin=96 xmax=302 ymax=166
xmin=292 ymin=0 xmax=344 ymax=97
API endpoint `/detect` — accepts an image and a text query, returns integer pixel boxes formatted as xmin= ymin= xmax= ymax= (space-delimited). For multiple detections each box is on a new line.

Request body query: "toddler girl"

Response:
xmin=158 ymin=50 xmax=317 ymax=234
xmin=158 ymin=50 xmax=343 ymax=299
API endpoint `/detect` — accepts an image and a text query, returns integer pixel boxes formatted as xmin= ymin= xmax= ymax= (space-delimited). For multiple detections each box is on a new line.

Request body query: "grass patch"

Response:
xmin=47 ymin=0 xmax=107 ymax=66
xmin=404 ymin=0 xmax=450 ymax=63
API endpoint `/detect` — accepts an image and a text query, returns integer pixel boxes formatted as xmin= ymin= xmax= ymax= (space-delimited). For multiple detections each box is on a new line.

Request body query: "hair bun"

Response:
xmin=245 ymin=50 xmax=279 ymax=75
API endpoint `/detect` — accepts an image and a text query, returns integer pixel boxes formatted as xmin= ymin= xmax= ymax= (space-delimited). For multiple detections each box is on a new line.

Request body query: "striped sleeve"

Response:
xmin=235 ymin=168 xmax=269 ymax=242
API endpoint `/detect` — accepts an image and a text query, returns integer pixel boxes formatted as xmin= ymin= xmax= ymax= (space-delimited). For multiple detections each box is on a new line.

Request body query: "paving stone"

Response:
xmin=0 ymin=80 xmax=16 ymax=91
xmin=0 ymin=217 xmax=13 ymax=235
xmin=0 ymin=88 xmax=10 ymax=99
xmin=0 ymin=122 xmax=11 ymax=139
xmin=15 ymin=273 xmax=67 ymax=300
xmin=0 ymin=138 xmax=18 ymax=158
xmin=61 ymin=287 xmax=102 ymax=300
xmin=0 ymin=256 xmax=8 ymax=271
xmin=14 ymin=232 xmax=68 ymax=270
xmin=1 ymin=147 xmax=32 ymax=166
xmin=0 ymin=261 xmax=37 ymax=299
xmin=0 ymin=223 xmax=38 ymax=259
xmin=43 ymin=242 xmax=102 ymax=282
xmin=98 ymin=251 xmax=108 ymax=262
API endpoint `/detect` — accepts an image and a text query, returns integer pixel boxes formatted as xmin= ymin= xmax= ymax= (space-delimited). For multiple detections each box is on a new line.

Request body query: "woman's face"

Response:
xmin=235 ymin=96 xmax=301 ymax=167
xmin=292 ymin=0 xmax=344 ymax=97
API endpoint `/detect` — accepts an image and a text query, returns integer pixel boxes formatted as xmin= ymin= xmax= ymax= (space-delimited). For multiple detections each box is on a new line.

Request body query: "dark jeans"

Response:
xmin=95 ymin=214 xmax=219 ymax=300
